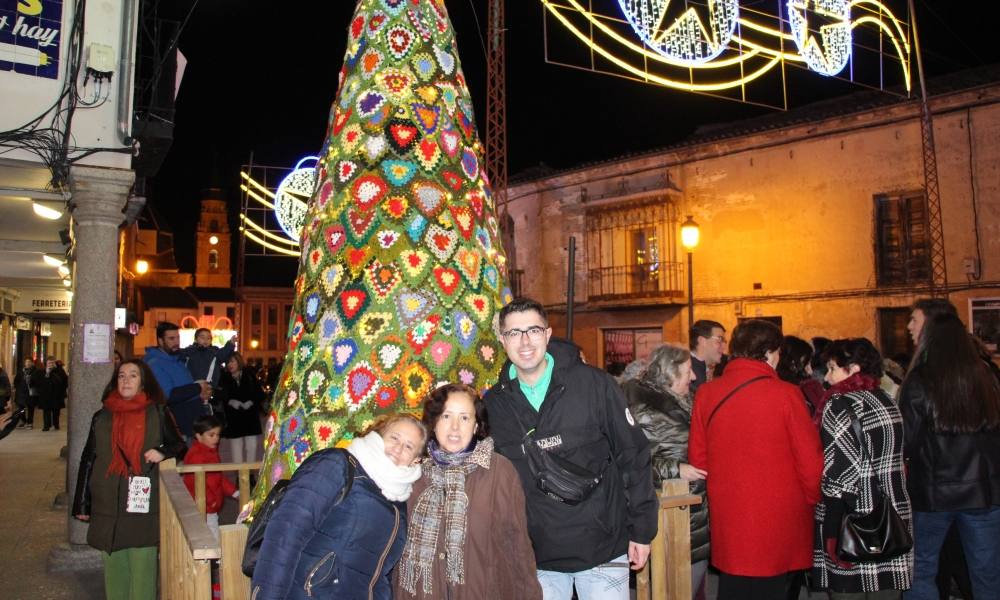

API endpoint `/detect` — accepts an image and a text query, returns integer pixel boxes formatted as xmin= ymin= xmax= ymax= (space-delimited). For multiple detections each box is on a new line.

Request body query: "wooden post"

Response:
xmin=238 ymin=467 xmax=252 ymax=503
xmin=221 ymin=525 xmax=252 ymax=600
xmin=661 ymin=479 xmax=699 ymax=600
xmin=194 ymin=471 xmax=207 ymax=516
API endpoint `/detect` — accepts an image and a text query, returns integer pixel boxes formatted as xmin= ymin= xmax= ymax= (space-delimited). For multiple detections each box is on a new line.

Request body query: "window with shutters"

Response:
xmin=586 ymin=200 xmax=683 ymax=301
xmin=875 ymin=192 xmax=931 ymax=286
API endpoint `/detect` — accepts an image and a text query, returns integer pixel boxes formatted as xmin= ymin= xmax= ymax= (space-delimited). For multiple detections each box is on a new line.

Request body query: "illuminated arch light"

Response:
xmin=542 ymin=0 xmax=911 ymax=93
xmin=617 ymin=0 xmax=740 ymax=65
xmin=788 ymin=0 xmax=852 ymax=76
xmin=274 ymin=156 xmax=318 ymax=242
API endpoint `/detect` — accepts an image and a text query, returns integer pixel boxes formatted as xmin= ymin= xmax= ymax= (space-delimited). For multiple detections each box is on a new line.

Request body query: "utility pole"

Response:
xmin=907 ymin=0 xmax=948 ymax=296
xmin=486 ymin=0 xmax=510 ymax=247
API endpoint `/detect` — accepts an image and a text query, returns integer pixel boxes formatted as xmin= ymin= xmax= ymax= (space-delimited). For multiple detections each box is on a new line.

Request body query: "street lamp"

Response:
xmin=680 ymin=215 xmax=700 ymax=330
xmin=135 ymin=259 xmax=149 ymax=275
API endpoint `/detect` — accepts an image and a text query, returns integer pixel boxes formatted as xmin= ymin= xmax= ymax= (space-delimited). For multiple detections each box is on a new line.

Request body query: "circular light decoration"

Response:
xmin=274 ymin=156 xmax=319 ymax=242
xmin=617 ymin=0 xmax=739 ymax=65
xmin=788 ymin=0 xmax=852 ymax=76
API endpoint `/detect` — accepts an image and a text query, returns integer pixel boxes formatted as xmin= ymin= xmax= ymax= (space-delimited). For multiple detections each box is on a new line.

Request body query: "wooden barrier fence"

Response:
xmin=160 ymin=467 xmax=698 ymax=599
xmin=159 ymin=459 xmax=261 ymax=600
xmin=635 ymin=479 xmax=703 ymax=600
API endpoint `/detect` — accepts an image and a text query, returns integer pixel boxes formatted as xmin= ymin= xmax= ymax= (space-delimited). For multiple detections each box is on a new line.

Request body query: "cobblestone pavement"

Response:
xmin=0 ymin=426 xmax=103 ymax=600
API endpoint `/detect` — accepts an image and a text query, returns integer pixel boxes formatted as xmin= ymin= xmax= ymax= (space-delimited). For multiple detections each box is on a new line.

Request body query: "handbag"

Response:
xmin=509 ymin=407 xmax=608 ymax=505
xmin=836 ymin=412 xmax=912 ymax=562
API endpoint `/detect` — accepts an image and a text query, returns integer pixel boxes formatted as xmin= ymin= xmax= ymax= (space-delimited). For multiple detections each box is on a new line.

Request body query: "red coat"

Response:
xmin=182 ymin=440 xmax=237 ymax=514
xmin=688 ymin=358 xmax=822 ymax=576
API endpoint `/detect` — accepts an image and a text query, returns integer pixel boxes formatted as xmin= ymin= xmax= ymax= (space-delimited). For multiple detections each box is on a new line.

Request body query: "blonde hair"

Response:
xmin=361 ymin=412 xmax=429 ymax=446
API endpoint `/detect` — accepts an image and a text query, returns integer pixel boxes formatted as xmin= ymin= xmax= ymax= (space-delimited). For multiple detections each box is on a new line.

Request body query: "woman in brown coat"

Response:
xmin=395 ymin=383 xmax=541 ymax=600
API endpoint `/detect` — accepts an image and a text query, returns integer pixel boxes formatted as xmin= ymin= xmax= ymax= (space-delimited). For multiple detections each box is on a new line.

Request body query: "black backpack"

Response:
xmin=241 ymin=448 xmax=356 ymax=577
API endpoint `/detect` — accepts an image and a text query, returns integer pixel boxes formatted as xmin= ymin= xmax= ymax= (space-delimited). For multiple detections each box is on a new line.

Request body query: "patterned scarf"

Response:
xmin=399 ymin=437 xmax=493 ymax=596
xmin=103 ymin=391 xmax=153 ymax=478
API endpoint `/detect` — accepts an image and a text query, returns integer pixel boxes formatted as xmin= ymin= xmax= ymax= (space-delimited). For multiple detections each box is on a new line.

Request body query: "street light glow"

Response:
xmin=209 ymin=235 xmax=219 ymax=245
xmin=135 ymin=259 xmax=150 ymax=274
xmin=681 ymin=216 xmax=700 ymax=250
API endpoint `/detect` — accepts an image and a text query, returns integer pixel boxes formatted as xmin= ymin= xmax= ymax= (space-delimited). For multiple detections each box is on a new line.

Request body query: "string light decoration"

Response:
xmin=788 ymin=0 xmax=851 ymax=76
xmin=617 ymin=0 xmax=740 ymax=65
xmin=542 ymin=0 xmax=912 ymax=107
xmin=273 ymin=156 xmax=318 ymax=242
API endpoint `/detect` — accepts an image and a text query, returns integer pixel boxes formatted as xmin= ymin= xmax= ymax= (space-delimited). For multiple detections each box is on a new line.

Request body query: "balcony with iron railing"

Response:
xmin=588 ymin=261 xmax=684 ymax=303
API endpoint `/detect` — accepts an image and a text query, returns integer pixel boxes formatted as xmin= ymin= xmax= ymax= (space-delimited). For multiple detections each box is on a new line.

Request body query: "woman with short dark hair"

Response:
xmin=394 ymin=383 xmax=541 ymax=599
xmin=688 ymin=319 xmax=823 ymax=599
xmin=899 ymin=314 xmax=1000 ymax=600
xmin=777 ymin=335 xmax=826 ymax=425
xmin=812 ymin=338 xmax=912 ymax=598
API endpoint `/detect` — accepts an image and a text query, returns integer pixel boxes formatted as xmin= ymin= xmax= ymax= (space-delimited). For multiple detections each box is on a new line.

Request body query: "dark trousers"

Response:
xmin=23 ymin=396 xmax=38 ymax=425
xmin=718 ymin=571 xmax=800 ymax=600
xmin=43 ymin=407 xmax=60 ymax=430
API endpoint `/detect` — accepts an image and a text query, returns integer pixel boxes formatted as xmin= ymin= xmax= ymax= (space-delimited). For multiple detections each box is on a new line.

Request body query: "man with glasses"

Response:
xmin=485 ymin=297 xmax=658 ymax=599
xmin=689 ymin=319 xmax=728 ymax=396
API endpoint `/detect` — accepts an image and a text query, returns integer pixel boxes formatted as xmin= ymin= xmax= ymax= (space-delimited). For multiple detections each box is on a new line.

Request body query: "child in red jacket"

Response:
xmin=183 ymin=415 xmax=238 ymax=540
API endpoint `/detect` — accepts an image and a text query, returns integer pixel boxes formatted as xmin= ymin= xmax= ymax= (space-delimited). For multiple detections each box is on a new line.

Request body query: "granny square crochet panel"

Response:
xmin=248 ymin=0 xmax=511 ymax=509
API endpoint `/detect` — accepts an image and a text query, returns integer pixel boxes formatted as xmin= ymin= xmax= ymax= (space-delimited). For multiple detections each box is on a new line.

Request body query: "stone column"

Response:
xmin=64 ymin=165 xmax=133 ymax=546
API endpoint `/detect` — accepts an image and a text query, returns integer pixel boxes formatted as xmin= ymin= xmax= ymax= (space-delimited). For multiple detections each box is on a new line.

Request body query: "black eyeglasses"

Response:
xmin=500 ymin=326 xmax=548 ymax=342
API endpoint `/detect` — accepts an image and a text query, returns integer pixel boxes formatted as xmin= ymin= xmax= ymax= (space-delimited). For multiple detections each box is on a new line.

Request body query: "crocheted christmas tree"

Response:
xmin=246 ymin=0 xmax=511 ymax=509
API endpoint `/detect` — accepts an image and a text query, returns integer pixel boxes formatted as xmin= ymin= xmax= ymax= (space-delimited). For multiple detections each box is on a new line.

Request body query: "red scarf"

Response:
xmin=820 ymin=372 xmax=881 ymax=407
xmin=103 ymin=391 xmax=154 ymax=478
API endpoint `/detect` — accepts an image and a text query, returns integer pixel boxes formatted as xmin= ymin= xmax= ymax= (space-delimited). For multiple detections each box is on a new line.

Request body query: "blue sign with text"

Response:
xmin=0 ymin=0 xmax=63 ymax=80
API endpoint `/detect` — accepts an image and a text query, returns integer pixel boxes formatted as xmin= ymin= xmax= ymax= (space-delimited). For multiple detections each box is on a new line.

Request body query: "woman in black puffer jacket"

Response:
xmin=623 ymin=343 xmax=709 ymax=600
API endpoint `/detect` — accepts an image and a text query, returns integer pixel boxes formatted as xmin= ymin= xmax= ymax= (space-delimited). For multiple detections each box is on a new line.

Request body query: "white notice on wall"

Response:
xmin=83 ymin=323 xmax=111 ymax=364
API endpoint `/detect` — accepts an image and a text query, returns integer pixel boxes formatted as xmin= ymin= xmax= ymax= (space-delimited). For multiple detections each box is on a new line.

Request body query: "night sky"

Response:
xmin=147 ymin=0 xmax=997 ymax=286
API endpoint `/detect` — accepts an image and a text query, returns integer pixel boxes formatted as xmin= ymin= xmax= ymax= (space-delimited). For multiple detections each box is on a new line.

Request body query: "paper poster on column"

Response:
xmin=83 ymin=323 xmax=111 ymax=363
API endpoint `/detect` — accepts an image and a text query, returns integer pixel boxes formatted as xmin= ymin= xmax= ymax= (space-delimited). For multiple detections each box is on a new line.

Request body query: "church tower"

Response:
xmin=194 ymin=189 xmax=231 ymax=288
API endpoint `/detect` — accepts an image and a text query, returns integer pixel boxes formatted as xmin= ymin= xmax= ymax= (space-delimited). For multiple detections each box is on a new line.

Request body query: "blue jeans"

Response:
xmin=904 ymin=506 xmax=1000 ymax=600
xmin=537 ymin=554 xmax=630 ymax=600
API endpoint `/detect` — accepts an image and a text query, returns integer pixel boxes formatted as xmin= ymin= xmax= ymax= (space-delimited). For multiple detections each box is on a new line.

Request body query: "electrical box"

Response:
xmin=962 ymin=257 xmax=981 ymax=278
xmin=86 ymin=43 xmax=116 ymax=75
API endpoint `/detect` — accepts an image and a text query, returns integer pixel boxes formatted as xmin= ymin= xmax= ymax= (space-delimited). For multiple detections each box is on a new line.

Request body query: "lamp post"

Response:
xmin=680 ymin=216 xmax=700 ymax=330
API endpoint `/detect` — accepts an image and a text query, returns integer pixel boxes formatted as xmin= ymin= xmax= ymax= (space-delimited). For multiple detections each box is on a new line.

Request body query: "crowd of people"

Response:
xmin=51 ymin=296 xmax=1000 ymax=600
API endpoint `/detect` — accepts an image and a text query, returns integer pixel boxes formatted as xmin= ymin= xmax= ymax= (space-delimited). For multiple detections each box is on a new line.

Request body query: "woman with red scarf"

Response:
xmin=73 ymin=359 xmax=186 ymax=600
xmin=812 ymin=339 xmax=912 ymax=598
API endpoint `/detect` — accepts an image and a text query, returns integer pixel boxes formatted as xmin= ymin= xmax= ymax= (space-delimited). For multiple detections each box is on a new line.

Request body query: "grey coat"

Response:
xmin=623 ymin=379 xmax=709 ymax=563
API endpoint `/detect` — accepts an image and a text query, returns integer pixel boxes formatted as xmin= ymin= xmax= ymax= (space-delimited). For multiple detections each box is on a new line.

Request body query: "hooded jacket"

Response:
xmin=144 ymin=346 xmax=205 ymax=437
xmin=622 ymin=379 xmax=709 ymax=563
xmin=251 ymin=449 xmax=408 ymax=600
xmin=485 ymin=337 xmax=658 ymax=572
xmin=179 ymin=341 xmax=235 ymax=388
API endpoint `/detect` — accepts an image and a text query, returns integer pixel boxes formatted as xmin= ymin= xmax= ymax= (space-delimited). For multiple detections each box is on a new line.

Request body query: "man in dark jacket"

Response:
xmin=40 ymin=356 xmax=68 ymax=431
xmin=144 ymin=322 xmax=211 ymax=438
xmin=13 ymin=358 xmax=43 ymax=429
xmin=688 ymin=320 xmax=727 ymax=397
xmin=485 ymin=297 xmax=658 ymax=599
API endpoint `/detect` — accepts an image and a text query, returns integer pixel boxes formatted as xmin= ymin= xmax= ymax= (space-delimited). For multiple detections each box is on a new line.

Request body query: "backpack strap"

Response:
xmin=336 ymin=449 xmax=357 ymax=504
xmin=706 ymin=375 xmax=770 ymax=428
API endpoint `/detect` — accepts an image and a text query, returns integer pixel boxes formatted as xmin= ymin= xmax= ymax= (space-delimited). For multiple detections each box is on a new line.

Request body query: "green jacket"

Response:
xmin=72 ymin=404 xmax=186 ymax=552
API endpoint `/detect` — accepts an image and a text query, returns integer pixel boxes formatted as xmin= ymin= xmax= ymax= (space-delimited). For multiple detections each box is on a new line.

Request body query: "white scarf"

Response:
xmin=347 ymin=431 xmax=421 ymax=502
